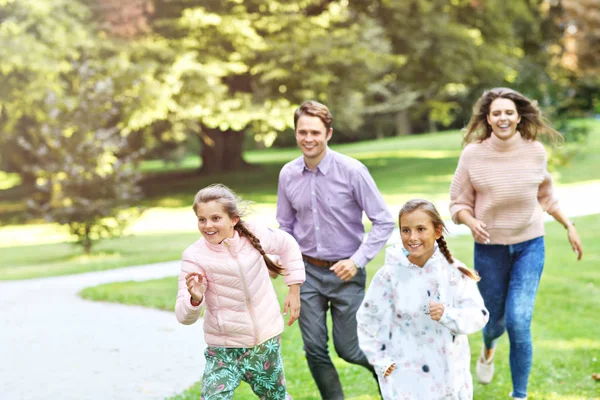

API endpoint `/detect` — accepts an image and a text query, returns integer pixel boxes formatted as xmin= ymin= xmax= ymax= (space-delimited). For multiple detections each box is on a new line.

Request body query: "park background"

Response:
xmin=0 ymin=0 xmax=599 ymax=399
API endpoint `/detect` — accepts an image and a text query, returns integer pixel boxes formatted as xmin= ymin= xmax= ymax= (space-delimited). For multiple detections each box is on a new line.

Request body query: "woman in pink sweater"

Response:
xmin=175 ymin=184 xmax=305 ymax=400
xmin=449 ymin=88 xmax=583 ymax=400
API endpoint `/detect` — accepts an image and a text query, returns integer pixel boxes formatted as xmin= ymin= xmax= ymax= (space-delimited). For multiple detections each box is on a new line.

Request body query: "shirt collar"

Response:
xmin=300 ymin=148 xmax=333 ymax=175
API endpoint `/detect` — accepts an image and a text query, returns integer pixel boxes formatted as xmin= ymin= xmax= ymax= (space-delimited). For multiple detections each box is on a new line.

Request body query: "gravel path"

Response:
xmin=1 ymin=181 xmax=599 ymax=400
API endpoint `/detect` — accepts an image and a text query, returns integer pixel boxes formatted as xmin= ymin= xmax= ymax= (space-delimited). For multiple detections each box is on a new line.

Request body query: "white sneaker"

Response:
xmin=476 ymin=346 xmax=495 ymax=384
xmin=509 ymin=391 xmax=527 ymax=400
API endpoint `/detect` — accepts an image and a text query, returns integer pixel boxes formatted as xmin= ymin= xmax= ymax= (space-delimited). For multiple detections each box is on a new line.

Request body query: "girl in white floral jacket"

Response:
xmin=357 ymin=199 xmax=489 ymax=400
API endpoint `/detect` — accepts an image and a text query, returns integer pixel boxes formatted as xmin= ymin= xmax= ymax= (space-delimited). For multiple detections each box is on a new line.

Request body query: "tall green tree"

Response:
xmin=351 ymin=0 xmax=540 ymax=133
xmin=129 ymin=0 xmax=398 ymax=173
xmin=0 ymin=0 xmax=98 ymax=182
xmin=0 ymin=0 xmax=144 ymax=252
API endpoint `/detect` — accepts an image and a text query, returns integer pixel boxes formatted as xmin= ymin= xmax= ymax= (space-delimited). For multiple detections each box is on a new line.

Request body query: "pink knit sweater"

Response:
xmin=449 ymin=133 xmax=560 ymax=245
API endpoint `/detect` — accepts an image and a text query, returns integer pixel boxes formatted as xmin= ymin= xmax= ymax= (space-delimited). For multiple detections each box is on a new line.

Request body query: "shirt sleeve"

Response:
xmin=350 ymin=164 xmax=395 ymax=268
xmin=439 ymin=271 xmax=489 ymax=335
xmin=537 ymin=151 xmax=560 ymax=214
xmin=356 ymin=267 xmax=396 ymax=377
xmin=449 ymin=147 xmax=476 ymax=224
xmin=276 ymin=167 xmax=296 ymax=236
xmin=174 ymin=249 xmax=206 ymax=325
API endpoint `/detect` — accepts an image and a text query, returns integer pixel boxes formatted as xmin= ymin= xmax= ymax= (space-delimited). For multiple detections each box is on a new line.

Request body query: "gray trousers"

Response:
xmin=298 ymin=261 xmax=378 ymax=400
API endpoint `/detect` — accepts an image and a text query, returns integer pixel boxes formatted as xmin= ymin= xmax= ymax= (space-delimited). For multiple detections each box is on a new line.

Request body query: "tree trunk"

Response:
xmin=428 ymin=114 xmax=437 ymax=133
xmin=375 ymin=122 xmax=384 ymax=140
xmin=83 ymin=224 xmax=92 ymax=255
xmin=395 ymin=109 xmax=411 ymax=136
xmin=199 ymin=126 xmax=251 ymax=174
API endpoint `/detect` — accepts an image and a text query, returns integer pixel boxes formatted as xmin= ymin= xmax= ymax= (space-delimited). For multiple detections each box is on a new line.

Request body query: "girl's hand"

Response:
xmin=468 ymin=219 xmax=490 ymax=244
xmin=185 ymin=272 xmax=206 ymax=303
xmin=429 ymin=301 xmax=445 ymax=321
xmin=384 ymin=363 xmax=396 ymax=377
xmin=567 ymin=225 xmax=583 ymax=260
xmin=283 ymin=284 xmax=301 ymax=326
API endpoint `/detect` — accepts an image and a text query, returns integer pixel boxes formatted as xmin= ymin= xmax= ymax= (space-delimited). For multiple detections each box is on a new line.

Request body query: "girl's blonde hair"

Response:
xmin=193 ymin=184 xmax=284 ymax=276
xmin=399 ymin=199 xmax=480 ymax=281
xmin=463 ymin=87 xmax=563 ymax=146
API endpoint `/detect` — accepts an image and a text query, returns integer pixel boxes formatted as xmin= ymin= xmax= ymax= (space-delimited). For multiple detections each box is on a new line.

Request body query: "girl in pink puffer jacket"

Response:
xmin=175 ymin=184 xmax=305 ymax=400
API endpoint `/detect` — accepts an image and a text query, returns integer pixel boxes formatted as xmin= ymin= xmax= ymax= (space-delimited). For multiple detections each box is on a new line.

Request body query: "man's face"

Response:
xmin=294 ymin=115 xmax=332 ymax=164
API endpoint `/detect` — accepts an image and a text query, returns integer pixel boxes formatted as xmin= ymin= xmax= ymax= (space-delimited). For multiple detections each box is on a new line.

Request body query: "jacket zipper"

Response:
xmin=224 ymin=241 xmax=259 ymax=345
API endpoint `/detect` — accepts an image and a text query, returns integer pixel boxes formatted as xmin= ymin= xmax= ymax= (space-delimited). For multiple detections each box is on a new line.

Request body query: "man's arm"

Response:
xmin=350 ymin=165 xmax=395 ymax=268
xmin=276 ymin=168 xmax=296 ymax=236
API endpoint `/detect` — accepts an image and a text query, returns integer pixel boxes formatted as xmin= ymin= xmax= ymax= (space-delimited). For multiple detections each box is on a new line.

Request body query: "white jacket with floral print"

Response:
xmin=357 ymin=245 xmax=489 ymax=400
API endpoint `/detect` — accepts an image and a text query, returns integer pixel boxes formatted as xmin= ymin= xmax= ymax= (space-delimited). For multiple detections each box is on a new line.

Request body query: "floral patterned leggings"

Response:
xmin=200 ymin=335 xmax=292 ymax=400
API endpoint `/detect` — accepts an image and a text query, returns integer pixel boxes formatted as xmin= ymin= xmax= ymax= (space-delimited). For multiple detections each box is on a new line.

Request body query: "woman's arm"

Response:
xmin=450 ymin=147 xmax=490 ymax=244
xmin=547 ymin=208 xmax=583 ymax=260
xmin=537 ymin=150 xmax=582 ymax=260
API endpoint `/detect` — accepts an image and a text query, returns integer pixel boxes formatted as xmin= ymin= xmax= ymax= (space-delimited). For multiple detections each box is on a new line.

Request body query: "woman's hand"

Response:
xmin=468 ymin=219 xmax=490 ymax=244
xmin=384 ymin=363 xmax=396 ymax=377
xmin=567 ymin=225 xmax=583 ymax=260
xmin=283 ymin=284 xmax=301 ymax=326
xmin=185 ymin=272 xmax=206 ymax=303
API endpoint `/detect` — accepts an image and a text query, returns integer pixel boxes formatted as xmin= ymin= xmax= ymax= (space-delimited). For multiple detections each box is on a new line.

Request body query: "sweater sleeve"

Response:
xmin=174 ymin=248 xmax=206 ymax=325
xmin=439 ymin=268 xmax=489 ymax=335
xmin=449 ymin=146 xmax=476 ymax=224
xmin=251 ymin=222 xmax=305 ymax=286
xmin=356 ymin=267 xmax=396 ymax=377
xmin=537 ymin=151 xmax=560 ymax=213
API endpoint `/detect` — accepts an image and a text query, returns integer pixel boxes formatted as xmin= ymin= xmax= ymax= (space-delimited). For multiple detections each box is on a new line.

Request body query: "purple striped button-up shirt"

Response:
xmin=276 ymin=149 xmax=395 ymax=268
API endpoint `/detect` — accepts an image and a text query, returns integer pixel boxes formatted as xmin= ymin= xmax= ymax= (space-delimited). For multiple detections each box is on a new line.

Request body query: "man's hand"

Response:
xmin=429 ymin=301 xmax=445 ymax=321
xmin=330 ymin=259 xmax=358 ymax=281
xmin=283 ymin=284 xmax=301 ymax=326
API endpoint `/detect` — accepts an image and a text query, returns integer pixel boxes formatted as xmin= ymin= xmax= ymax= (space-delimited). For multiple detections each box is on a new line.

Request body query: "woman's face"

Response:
xmin=487 ymin=98 xmax=522 ymax=141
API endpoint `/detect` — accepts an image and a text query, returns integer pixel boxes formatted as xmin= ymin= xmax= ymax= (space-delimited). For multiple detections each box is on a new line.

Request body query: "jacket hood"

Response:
xmin=384 ymin=244 xmax=410 ymax=266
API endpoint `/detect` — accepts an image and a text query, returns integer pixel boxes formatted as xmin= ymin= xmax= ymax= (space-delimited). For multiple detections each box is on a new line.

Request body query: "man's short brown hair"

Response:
xmin=294 ymin=100 xmax=333 ymax=131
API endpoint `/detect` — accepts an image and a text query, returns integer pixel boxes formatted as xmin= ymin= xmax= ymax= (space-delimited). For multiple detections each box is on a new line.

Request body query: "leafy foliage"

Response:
xmin=0 ymin=0 xmax=143 ymax=253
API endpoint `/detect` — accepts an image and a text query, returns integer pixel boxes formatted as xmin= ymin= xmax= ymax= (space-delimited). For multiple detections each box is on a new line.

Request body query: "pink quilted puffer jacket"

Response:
xmin=175 ymin=221 xmax=305 ymax=348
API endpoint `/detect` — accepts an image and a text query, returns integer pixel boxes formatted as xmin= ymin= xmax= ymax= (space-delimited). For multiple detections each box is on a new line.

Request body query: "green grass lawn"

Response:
xmin=0 ymin=232 xmax=198 ymax=280
xmin=80 ymin=215 xmax=600 ymax=400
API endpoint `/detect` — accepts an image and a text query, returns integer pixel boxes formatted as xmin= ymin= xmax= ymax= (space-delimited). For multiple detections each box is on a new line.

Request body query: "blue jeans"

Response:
xmin=474 ymin=236 xmax=545 ymax=399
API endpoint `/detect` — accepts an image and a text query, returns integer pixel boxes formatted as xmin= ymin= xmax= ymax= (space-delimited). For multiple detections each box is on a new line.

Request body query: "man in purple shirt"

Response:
xmin=277 ymin=100 xmax=395 ymax=399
